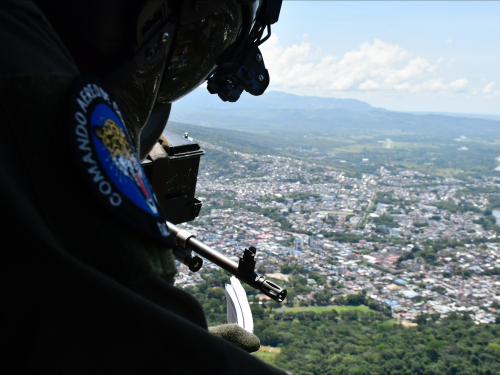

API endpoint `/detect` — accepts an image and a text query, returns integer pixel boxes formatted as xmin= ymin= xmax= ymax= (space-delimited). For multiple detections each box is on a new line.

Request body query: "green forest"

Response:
xmin=265 ymin=312 xmax=500 ymax=375
xmin=184 ymin=269 xmax=500 ymax=375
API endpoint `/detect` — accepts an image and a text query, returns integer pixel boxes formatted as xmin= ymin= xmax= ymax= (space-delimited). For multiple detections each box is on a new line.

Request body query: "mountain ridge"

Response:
xmin=174 ymin=88 xmax=379 ymax=112
xmin=169 ymin=88 xmax=500 ymax=139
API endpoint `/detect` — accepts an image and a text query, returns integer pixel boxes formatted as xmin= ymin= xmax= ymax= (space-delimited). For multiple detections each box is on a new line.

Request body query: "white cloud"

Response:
xmin=421 ymin=79 xmax=446 ymax=92
xmin=358 ymin=80 xmax=381 ymax=90
xmin=449 ymin=78 xmax=469 ymax=91
xmin=446 ymin=39 xmax=453 ymax=44
xmin=483 ymin=82 xmax=495 ymax=94
xmin=261 ymin=35 xmax=469 ymax=96
xmin=482 ymin=82 xmax=500 ymax=98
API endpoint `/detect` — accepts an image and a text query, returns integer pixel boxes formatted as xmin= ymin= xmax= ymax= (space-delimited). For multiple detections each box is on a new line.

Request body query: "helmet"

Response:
xmin=35 ymin=0 xmax=282 ymax=159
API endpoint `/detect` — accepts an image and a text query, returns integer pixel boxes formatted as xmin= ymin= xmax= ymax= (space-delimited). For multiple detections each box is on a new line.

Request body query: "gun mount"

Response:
xmin=167 ymin=221 xmax=287 ymax=303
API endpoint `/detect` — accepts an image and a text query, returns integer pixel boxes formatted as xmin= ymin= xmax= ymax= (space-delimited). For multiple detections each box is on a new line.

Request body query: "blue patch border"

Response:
xmin=68 ymin=75 xmax=171 ymax=244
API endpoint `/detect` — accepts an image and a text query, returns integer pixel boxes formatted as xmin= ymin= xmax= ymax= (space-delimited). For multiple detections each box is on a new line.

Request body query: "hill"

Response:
xmin=166 ymin=89 xmax=500 ymax=177
xmin=170 ymin=89 xmax=500 ymax=141
xmin=174 ymin=88 xmax=377 ymax=112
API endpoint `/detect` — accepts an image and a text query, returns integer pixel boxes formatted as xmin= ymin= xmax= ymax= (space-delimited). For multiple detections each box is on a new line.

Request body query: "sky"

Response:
xmin=259 ymin=1 xmax=500 ymax=114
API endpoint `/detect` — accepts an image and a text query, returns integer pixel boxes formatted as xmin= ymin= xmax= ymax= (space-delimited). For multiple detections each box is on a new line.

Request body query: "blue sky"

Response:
xmin=259 ymin=1 xmax=500 ymax=114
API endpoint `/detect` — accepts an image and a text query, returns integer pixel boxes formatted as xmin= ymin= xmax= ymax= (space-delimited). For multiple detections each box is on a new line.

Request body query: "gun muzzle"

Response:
xmin=167 ymin=221 xmax=287 ymax=303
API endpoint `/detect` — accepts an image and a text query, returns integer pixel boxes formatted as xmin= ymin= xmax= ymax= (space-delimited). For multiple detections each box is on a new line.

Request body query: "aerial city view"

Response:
xmin=168 ymin=2 xmax=500 ymax=374
xmin=177 ymin=143 xmax=500 ymax=325
xmin=171 ymin=116 xmax=500 ymax=374
xmin=5 ymin=1 xmax=500 ymax=374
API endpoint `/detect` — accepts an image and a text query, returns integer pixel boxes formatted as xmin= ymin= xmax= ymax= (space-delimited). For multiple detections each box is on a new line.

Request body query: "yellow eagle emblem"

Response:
xmin=93 ymin=119 xmax=157 ymax=214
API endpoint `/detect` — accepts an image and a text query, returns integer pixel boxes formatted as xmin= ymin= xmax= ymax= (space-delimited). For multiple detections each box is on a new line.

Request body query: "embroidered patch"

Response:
xmin=68 ymin=75 xmax=170 ymax=244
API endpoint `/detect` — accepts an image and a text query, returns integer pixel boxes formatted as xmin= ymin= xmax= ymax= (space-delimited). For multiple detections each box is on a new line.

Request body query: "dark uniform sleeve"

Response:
xmin=0 ymin=1 xmax=287 ymax=373
xmin=0 ymin=179 xmax=286 ymax=374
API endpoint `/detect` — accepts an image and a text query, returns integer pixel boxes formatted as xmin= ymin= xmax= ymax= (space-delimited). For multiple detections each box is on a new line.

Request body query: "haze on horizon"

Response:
xmin=254 ymin=1 xmax=500 ymax=116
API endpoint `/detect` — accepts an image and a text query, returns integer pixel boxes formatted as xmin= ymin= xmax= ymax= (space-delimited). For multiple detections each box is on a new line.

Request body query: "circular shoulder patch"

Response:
xmin=68 ymin=75 xmax=171 ymax=244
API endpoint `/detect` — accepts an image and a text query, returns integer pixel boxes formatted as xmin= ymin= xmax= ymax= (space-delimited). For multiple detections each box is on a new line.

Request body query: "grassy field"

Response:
xmin=380 ymin=319 xmax=398 ymax=326
xmin=280 ymin=305 xmax=372 ymax=313
xmin=254 ymin=346 xmax=281 ymax=364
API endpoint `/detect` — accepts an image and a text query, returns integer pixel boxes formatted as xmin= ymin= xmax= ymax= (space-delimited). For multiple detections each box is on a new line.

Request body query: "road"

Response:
xmin=357 ymin=189 xmax=377 ymax=229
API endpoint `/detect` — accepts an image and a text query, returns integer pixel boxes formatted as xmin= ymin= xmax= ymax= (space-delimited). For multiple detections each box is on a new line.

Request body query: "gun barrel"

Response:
xmin=167 ymin=221 xmax=287 ymax=303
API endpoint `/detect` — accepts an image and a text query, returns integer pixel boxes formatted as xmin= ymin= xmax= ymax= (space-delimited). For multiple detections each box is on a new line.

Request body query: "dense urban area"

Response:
xmin=176 ymin=142 xmax=500 ymax=325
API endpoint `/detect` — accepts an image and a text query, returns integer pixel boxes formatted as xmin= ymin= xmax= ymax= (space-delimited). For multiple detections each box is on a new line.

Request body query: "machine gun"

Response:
xmin=142 ymin=130 xmax=287 ymax=303
xmin=167 ymin=222 xmax=286 ymax=302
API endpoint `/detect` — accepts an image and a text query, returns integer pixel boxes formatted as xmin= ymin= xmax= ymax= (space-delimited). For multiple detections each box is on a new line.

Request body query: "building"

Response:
xmin=294 ymin=237 xmax=304 ymax=251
